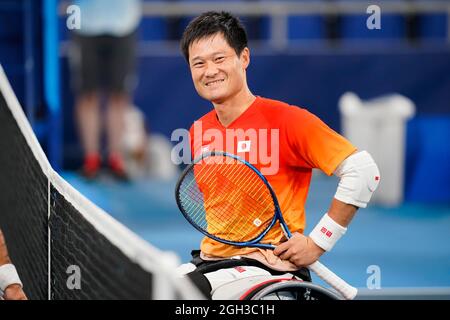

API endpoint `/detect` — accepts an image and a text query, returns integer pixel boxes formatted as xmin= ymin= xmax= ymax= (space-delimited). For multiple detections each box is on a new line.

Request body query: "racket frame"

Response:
xmin=175 ymin=151 xmax=292 ymax=249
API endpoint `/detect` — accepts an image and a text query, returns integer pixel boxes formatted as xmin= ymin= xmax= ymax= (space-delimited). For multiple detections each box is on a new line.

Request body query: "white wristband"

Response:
xmin=309 ymin=213 xmax=347 ymax=251
xmin=0 ymin=264 xmax=23 ymax=292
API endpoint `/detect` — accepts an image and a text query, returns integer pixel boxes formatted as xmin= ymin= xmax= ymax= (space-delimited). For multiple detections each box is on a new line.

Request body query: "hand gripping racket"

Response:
xmin=175 ymin=151 xmax=357 ymax=300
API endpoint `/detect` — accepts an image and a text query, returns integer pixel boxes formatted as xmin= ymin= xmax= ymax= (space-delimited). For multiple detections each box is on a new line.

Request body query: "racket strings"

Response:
xmin=182 ymin=161 xmax=267 ymax=235
xmin=201 ymin=157 xmax=274 ymax=234
xmin=204 ymin=167 xmax=270 ymax=239
xmin=179 ymin=155 xmax=275 ymax=242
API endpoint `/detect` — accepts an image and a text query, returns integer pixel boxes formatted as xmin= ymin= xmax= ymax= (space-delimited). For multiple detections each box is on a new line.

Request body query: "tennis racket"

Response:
xmin=175 ymin=151 xmax=357 ymax=300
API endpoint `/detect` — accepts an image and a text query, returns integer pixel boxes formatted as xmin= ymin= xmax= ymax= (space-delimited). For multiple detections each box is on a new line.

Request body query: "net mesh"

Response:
xmin=49 ymin=187 xmax=153 ymax=299
xmin=0 ymin=90 xmax=48 ymax=300
xmin=0 ymin=66 xmax=199 ymax=300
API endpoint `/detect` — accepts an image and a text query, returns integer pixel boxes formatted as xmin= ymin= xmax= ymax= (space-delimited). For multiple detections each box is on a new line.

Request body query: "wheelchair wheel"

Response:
xmin=242 ymin=280 xmax=341 ymax=300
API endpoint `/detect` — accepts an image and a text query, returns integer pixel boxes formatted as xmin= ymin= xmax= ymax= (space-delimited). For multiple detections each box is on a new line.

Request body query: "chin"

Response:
xmin=203 ymin=91 xmax=228 ymax=104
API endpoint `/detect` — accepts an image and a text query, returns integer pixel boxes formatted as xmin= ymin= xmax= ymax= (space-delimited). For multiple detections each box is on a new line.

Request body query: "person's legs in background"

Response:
xmin=106 ymin=92 xmax=129 ymax=179
xmin=71 ymin=34 xmax=103 ymax=178
xmin=71 ymin=31 xmax=137 ymax=180
xmin=75 ymin=91 xmax=101 ymax=178
xmin=104 ymin=31 xmax=138 ymax=180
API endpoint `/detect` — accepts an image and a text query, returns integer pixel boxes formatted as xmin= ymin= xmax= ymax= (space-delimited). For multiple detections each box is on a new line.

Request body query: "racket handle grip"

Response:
xmin=308 ymin=261 xmax=357 ymax=300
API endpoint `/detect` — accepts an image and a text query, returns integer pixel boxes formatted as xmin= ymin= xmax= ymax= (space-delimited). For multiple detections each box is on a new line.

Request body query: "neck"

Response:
xmin=213 ymin=88 xmax=256 ymax=127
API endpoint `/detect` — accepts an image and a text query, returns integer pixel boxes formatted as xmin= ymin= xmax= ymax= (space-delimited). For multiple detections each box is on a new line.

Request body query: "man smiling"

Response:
xmin=177 ymin=11 xmax=380 ymax=298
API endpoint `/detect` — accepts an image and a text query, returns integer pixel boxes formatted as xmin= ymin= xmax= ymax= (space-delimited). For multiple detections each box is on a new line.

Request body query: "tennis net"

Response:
xmin=0 ymin=65 xmax=202 ymax=300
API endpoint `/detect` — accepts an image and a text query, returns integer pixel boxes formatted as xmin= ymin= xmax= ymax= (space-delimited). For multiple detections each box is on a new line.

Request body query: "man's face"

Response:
xmin=188 ymin=33 xmax=250 ymax=104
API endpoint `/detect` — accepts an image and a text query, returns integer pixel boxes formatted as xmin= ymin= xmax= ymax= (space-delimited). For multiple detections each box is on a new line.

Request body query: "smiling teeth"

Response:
xmin=206 ymin=79 xmax=224 ymax=86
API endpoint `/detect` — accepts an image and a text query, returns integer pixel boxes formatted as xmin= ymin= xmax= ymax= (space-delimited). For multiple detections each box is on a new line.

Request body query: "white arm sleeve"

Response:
xmin=333 ymin=151 xmax=380 ymax=208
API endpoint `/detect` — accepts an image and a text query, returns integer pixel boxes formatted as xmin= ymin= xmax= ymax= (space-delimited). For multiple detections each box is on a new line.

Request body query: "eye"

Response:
xmin=192 ymin=61 xmax=204 ymax=68
xmin=215 ymin=56 xmax=225 ymax=63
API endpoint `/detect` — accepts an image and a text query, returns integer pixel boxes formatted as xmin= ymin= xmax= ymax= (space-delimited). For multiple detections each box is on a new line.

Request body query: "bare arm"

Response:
xmin=273 ymin=199 xmax=356 ymax=267
xmin=0 ymin=229 xmax=27 ymax=300
xmin=328 ymin=198 xmax=358 ymax=227
xmin=0 ymin=229 xmax=12 ymax=265
xmin=274 ymin=151 xmax=379 ymax=267
xmin=273 ymin=199 xmax=358 ymax=267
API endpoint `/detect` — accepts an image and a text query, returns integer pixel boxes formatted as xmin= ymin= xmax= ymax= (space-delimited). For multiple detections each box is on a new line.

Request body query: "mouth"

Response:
xmin=205 ymin=79 xmax=225 ymax=87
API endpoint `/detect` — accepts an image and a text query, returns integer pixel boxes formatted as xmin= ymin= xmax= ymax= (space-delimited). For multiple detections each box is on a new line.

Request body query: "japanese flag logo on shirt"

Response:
xmin=237 ymin=140 xmax=251 ymax=153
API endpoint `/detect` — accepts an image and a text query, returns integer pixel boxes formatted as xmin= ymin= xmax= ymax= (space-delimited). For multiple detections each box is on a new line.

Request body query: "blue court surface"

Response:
xmin=62 ymin=171 xmax=450 ymax=295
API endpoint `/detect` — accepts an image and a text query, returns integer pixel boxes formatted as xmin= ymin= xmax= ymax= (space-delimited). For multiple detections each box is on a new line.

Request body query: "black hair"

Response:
xmin=180 ymin=11 xmax=248 ymax=62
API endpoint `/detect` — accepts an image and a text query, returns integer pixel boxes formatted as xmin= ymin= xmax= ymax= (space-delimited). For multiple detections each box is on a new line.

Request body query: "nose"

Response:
xmin=204 ymin=61 xmax=219 ymax=78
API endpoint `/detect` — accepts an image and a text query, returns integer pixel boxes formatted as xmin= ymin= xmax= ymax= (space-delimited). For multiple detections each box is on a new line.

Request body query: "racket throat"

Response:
xmin=280 ymin=222 xmax=292 ymax=239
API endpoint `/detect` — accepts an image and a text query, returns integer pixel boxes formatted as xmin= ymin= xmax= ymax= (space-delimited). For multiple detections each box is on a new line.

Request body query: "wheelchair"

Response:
xmin=210 ymin=275 xmax=341 ymax=300
xmin=243 ymin=279 xmax=341 ymax=300
xmin=187 ymin=251 xmax=342 ymax=301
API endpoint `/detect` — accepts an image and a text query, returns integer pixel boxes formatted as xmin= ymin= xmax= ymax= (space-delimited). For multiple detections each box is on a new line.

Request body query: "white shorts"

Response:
xmin=176 ymin=262 xmax=296 ymax=299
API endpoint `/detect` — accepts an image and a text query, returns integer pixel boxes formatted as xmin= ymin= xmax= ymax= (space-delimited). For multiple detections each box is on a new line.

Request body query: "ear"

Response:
xmin=240 ymin=47 xmax=250 ymax=70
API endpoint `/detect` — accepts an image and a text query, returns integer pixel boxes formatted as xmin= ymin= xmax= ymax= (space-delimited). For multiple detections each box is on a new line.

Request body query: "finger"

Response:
xmin=279 ymin=247 xmax=296 ymax=261
xmin=273 ymin=240 xmax=291 ymax=256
